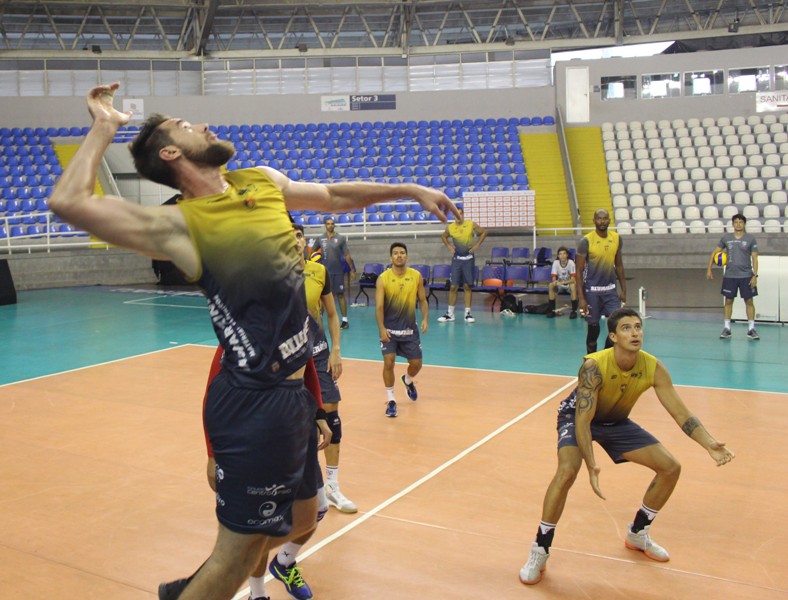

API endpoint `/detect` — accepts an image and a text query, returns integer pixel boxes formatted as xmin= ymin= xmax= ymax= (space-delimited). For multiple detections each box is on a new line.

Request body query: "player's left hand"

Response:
xmin=588 ymin=465 xmax=606 ymax=500
xmin=316 ymin=419 xmax=332 ymax=450
xmin=709 ymin=441 xmax=735 ymax=466
xmin=329 ymin=348 xmax=342 ymax=381
xmin=421 ymin=318 xmax=429 ymax=334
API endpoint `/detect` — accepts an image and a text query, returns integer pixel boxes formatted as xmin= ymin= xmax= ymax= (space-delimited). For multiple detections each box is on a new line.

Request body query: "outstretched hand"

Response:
xmin=87 ymin=83 xmax=132 ymax=128
xmin=708 ymin=440 xmax=735 ymax=466
xmin=588 ymin=465 xmax=606 ymax=500
xmin=412 ymin=187 xmax=462 ymax=224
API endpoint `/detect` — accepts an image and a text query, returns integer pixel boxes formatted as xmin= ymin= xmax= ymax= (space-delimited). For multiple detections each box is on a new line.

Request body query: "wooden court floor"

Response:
xmin=0 ymin=345 xmax=785 ymax=599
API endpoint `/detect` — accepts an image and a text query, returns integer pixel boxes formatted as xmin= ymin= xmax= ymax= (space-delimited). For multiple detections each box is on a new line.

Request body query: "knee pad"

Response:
xmin=326 ymin=410 xmax=342 ymax=445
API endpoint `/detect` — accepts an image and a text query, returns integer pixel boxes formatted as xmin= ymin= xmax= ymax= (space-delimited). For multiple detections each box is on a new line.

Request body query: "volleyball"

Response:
xmin=712 ymin=250 xmax=727 ymax=267
xmin=309 ymin=248 xmax=323 ymax=262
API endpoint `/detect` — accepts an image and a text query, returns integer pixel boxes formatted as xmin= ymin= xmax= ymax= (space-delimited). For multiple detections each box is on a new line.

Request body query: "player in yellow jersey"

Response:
xmin=375 ymin=242 xmax=429 ymax=417
xmin=49 ymin=83 xmax=459 ymax=600
xmin=520 ymin=308 xmax=735 ymax=585
xmin=438 ymin=207 xmax=487 ymax=323
xmin=576 ymin=209 xmax=626 ymax=353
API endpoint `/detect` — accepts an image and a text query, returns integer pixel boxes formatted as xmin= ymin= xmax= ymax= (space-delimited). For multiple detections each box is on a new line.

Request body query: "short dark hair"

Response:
xmin=324 ymin=217 xmax=335 ymax=224
xmin=607 ymin=307 xmax=642 ymax=334
xmin=732 ymin=214 xmax=747 ymax=224
xmin=390 ymin=242 xmax=408 ymax=255
xmin=293 ymin=223 xmax=304 ymax=233
xmin=128 ymin=113 xmax=179 ymax=189
xmin=557 ymin=246 xmax=569 ymax=256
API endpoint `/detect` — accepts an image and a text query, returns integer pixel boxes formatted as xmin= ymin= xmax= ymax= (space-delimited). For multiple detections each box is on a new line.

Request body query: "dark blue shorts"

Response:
xmin=328 ymin=272 xmax=345 ymax=296
xmin=450 ymin=256 xmax=475 ymax=287
xmin=205 ymin=373 xmax=317 ymax=536
xmin=556 ymin=406 xmax=660 ymax=464
xmin=584 ymin=290 xmax=621 ymax=323
xmin=381 ymin=336 xmax=422 ymax=360
xmin=721 ymin=277 xmax=757 ymax=300
xmin=314 ymin=350 xmax=342 ymax=404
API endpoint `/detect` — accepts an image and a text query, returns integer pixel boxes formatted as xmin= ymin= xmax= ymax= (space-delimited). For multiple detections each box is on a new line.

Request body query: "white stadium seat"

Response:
xmin=688 ymin=220 xmax=706 ymax=234
xmin=763 ymin=219 xmax=782 ymax=233
xmin=712 ymin=180 xmax=729 ymax=193
xmin=702 ymin=206 xmax=719 ymax=220
xmin=663 ymin=193 xmax=679 ymax=206
xmin=666 ymin=206 xmax=683 ymax=220
xmin=633 ymin=221 xmax=651 ymax=235
xmin=763 ymin=204 xmax=780 ymax=219
xmin=670 ymin=220 xmax=687 ymax=234
xmin=684 ymin=206 xmax=701 ymax=220
xmin=722 ymin=205 xmax=739 ymax=220
xmin=698 ymin=191 xmax=714 ymax=205
xmin=734 ymin=191 xmax=750 ymax=205
xmin=716 ymin=192 xmax=732 ymax=205
xmin=652 ymin=221 xmax=669 ymax=234
xmin=771 ymin=190 xmax=787 ymax=205
xmin=746 ymin=218 xmax=762 ymax=233
xmin=707 ymin=219 xmax=725 ymax=233
xmin=649 ymin=207 xmax=665 ymax=220
xmin=695 ymin=180 xmax=711 ymax=193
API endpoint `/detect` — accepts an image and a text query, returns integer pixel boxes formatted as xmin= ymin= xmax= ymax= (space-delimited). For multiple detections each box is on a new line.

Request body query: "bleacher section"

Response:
xmin=519 ymin=132 xmax=572 ymax=231
xmin=604 ymin=114 xmax=788 ymax=235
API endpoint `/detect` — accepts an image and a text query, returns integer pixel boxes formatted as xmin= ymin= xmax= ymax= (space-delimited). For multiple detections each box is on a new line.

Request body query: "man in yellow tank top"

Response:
xmin=375 ymin=242 xmax=429 ymax=417
xmin=438 ymin=207 xmax=487 ymax=323
xmin=48 ymin=83 xmax=460 ymax=600
xmin=520 ymin=308 xmax=735 ymax=586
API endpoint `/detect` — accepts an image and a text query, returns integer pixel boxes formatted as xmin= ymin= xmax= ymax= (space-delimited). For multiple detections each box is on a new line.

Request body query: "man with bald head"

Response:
xmin=575 ymin=209 xmax=626 ymax=353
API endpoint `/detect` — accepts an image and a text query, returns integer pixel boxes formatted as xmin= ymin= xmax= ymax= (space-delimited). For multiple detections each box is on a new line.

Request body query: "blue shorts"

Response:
xmin=450 ymin=255 xmax=475 ymax=287
xmin=721 ymin=277 xmax=757 ymax=300
xmin=381 ymin=336 xmax=422 ymax=360
xmin=205 ymin=373 xmax=317 ymax=536
xmin=314 ymin=349 xmax=342 ymax=404
xmin=329 ymin=272 xmax=345 ymax=296
xmin=556 ymin=397 xmax=659 ymax=464
xmin=584 ymin=289 xmax=621 ymax=323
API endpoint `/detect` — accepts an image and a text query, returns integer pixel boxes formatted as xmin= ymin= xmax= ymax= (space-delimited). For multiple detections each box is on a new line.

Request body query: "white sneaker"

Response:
xmin=325 ymin=482 xmax=358 ymax=513
xmin=519 ymin=542 xmax=549 ymax=585
xmin=464 ymin=313 xmax=475 ymax=323
xmin=437 ymin=313 xmax=455 ymax=322
xmin=625 ymin=524 xmax=670 ymax=562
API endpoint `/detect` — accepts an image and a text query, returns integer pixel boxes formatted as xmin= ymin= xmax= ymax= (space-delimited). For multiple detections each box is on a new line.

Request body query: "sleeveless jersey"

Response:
xmin=379 ymin=267 xmax=420 ymax=338
xmin=447 ymin=220 xmax=476 ymax=256
xmin=304 ymin=260 xmax=331 ymax=356
xmin=584 ymin=347 xmax=658 ymax=423
xmin=177 ymin=168 xmax=311 ymax=388
xmin=577 ymin=230 xmax=621 ymax=293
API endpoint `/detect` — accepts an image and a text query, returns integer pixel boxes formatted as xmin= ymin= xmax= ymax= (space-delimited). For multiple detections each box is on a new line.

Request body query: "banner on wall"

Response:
xmin=755 ymin=92 xmax=788 ymax=113
xmin=462 ymin=190 xmax=536 ymax=229
xmin=321 ymin=94 xmax=397 ymax=112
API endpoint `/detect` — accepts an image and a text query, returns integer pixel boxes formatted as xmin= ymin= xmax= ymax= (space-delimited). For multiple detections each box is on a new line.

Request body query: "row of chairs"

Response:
xmin=486 ymin=246 xmax=568 ymax=267
xmin=353 ymin=262 xmax=556 ymax=312
xmin=616 ymin=203 xmax=788 ymax=224
xmin=601 ymin=113 xmax=788 ymax=133
xmin=615 ymin=219 xmax=785 ymax=235
xmin=0 ymin=223 xmax=83 ymax=239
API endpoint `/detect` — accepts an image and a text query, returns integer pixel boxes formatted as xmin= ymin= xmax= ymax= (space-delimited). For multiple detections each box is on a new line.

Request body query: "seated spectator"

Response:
xmin=547 ymin=246 xmax=578 ymax=319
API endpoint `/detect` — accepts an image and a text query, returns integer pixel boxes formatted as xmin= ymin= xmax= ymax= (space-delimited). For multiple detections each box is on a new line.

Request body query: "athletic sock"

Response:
xmin=631 ymin=504 xmax=659 ymax=532
xmin=386 ymin=386 xmax=395 ymax=402
xmin=748 ymin=320 xmax=755 ymax=330
xmin=277 ymin=542 xmax=302 ymax=567
xmin=342 ymin=316 xmax=348 ymax=323
xmin=464 ymin=307 xmax=471 ymax=315
xmin=403 ymin=373 xmax=414 ymax=385
xmin=447 ymin=305 xmax=455 ymax=316
xmin=326 ymin=465 xmax=338 ymax=486
xmin=249 ymin=575 xmax=267 ymax=599
xmin=724 ymin=319 xmax=731 ymax=329
xmin=535 ymin=521 xmax=556 ymax=552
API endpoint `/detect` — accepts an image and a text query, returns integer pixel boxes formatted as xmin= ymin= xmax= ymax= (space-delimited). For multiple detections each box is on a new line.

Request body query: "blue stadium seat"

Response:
xmin=543 ymin=116 xmax=555 ymax=125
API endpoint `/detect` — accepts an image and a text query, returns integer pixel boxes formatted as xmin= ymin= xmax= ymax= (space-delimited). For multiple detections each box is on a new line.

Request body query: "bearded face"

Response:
xmin=182 ymin=139 xmax=236 ymax=167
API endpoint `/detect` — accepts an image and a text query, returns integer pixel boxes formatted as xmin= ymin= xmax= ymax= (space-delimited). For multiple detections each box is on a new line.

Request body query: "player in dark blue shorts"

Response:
xmin=520 ymin=308 xmax=735 ymax=585
xmin=375 ymin=243 xmax=429 ymax=417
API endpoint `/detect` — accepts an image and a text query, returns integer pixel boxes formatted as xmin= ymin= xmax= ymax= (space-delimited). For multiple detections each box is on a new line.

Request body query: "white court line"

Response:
xmin=231 ymin=376 xmax=578 ymax=600
xmin=123 ymin=296 xmax=208 ymax=309
xmin=0 ymin=346 xmax=184 ymax=389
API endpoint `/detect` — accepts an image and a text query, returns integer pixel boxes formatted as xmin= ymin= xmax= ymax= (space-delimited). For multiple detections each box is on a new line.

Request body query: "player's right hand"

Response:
xmin=588 ymin=465 xmax=606 ymax=500
xmin=87 ymin=83 xmax=132 ymax=128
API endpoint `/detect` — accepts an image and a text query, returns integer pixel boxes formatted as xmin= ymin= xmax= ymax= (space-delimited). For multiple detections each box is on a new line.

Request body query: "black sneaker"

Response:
xmin=546 ymin=311 xmax=556 ymax=318
xmin=401 ymin=374 xmax=418 ymax=401
xmin=720 ymin=327 xmax=732 ymax=339
xmin=340 ymin=321 xmax=349 ymax=330
xmin=569 ymin=310 xmax=578 ymax=319
xmin=158 ymin=578 xmax=192 ymax=600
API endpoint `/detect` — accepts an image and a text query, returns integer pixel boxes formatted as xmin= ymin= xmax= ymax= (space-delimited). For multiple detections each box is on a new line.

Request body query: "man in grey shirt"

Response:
xmin=706 ymin=213 xmax=759 ymax=340
xmin=316 ymin=217 xmax=356 ymax=329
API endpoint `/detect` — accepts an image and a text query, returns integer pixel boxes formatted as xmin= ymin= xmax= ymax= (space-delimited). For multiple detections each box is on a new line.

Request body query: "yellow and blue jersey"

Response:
xmin=177 ymin=168 xmax=311 ymax=388
xmin=584 ymin=347 xmax=658 ymax=423
xmin=304 ymin=260 xmax=331 ymax=355
xmin=577 ymin=230 xmax=621 ymax=293
xmin=447 ymin=220 xmax=476 ymax=256
xmin=380 ymin=267 xmax=420 ymax=338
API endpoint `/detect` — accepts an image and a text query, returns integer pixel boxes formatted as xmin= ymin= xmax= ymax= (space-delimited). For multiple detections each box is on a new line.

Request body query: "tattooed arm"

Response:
xmin=575 ymin=358 xmax=606 ymax=499
xmin=653 ymin=361 xmax=735 ymax=467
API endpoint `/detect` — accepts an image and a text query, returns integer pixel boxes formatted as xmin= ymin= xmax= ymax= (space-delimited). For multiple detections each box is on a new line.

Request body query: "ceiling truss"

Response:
xmin=0 ymin=0 xmax=785 ymax=57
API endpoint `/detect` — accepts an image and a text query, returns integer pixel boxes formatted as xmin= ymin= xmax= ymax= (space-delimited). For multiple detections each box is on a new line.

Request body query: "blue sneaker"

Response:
xmin=268 ymin=556 xmax=313 ymax=600
xmin=386 ymin=400 xmax=398 ymax=417
xmin=401 ymin=374 xmax=418 ymax=401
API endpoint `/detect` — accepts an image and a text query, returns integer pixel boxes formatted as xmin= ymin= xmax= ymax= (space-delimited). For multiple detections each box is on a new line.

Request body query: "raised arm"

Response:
xmin=320 ymin=291 xmax=342 ymax=380
xmin=262 ymin=167 xmax=461 ymax=224
xmin=574 ymin=358 xmax=605 ymax=499
xmin=48 ymin=84 xmax=197 ymax=275
xmin=652 ymin=361 xmax=735 ymax=466
xmin=375 ymin=277 xmax=389 ymax=342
